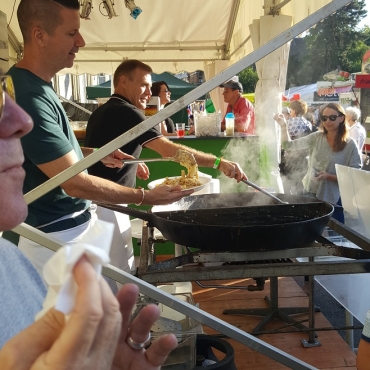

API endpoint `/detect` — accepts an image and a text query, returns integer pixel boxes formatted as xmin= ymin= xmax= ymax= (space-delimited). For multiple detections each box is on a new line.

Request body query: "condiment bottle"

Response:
xmin=225 ymin=112 xmax=235 ymax=136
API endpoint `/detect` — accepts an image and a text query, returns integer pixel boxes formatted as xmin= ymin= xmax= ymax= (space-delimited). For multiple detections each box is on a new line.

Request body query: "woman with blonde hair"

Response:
xmin=275 ymin=102 xmax=361 ymax=222
xmin=287 ymin=99 xmax=312 ymax=139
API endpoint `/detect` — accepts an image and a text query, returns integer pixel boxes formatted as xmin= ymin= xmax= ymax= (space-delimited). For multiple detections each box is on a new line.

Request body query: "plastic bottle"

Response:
xmin=225 ymin=112 xmax=235 ymax=136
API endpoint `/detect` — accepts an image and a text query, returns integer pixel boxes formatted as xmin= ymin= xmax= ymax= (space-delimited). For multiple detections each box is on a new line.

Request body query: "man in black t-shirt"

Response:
xmin=86 ymin=60 xmax=247 ymax=185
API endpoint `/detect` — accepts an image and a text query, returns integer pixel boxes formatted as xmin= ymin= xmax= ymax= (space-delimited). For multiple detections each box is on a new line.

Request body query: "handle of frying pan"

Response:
xmin=242 ymin=179 xmax=287 ymax=204
xmin=95 ymin=202 xmax=151 ymax=221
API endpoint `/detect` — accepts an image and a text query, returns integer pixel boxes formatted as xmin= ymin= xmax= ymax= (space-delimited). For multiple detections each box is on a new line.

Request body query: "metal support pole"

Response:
xmin=302 ymin=257 xmax=321 ymax=348
xmin=346 ymin=310 xmax=355 ymax=349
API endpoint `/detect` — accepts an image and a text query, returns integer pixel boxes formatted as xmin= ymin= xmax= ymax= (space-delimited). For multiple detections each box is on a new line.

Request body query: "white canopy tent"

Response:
xmin=4 ymin=0 xmax=333 ymax=76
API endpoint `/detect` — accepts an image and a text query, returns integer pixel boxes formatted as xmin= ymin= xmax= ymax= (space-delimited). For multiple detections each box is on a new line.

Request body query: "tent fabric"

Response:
xmin=85 ymin=72 xmax=203 ymax=101
xmin=86 ymin=80 xmax=112 ymax=100
xmin=284 ymin=84 xmax=317 ymax=105
xmin=3 ymin=0 xmax=332 ymax=75
xmin=253 ymin=15 xmax=292 ymax=192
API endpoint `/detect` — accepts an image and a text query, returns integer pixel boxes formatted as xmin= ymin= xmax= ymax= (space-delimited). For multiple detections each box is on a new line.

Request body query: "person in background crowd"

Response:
xmin=220 ymin=80 xmax=255 ymax=134
xmin=149 ymin=82 xmax=195 ymax=137
xmin=277 ymin=99 xmax=312 ymax=194
xmin=282 ymin=106 xmax=291 ymax=121
xmin=275 ymin=102 xmax=361 ymax=222
xmin=151 ymin=81 xmax=195 ymax=136
xmin=7 ymin=0 xmax=192 ymax=290
xmin=345 ymin=106 xmax=366 ymax=155
xmin=304 ymin=112 xmax=318 ymax=132
xmin=313 ymin=104 xmax=326 ymax=129
xmin=150 ymin=81 xmax=176 ymax=136
xmin=286 ymin=99 xmax=312 ymax=139
xmin=0 ymin=78 xmax=177 ymax=369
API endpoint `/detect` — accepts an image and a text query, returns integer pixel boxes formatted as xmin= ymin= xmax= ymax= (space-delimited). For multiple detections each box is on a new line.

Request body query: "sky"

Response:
xmin=358 ymin=0 xmax=370 ymax=28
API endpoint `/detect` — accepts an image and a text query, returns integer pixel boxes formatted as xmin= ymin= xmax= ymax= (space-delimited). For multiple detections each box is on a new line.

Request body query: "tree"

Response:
xmin=286 ymin=0 xmax=368 ymax=88
xmin=237 ymin=66 xmax=259 ymax=93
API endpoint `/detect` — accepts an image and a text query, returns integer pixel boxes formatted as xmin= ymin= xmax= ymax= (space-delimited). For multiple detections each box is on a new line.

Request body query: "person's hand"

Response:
xmin=274 ymin=113 xmax=286 ymax=126
xmin=112 ymin=284 xmax=178 ymax=370
xmin=144 ymin=185 xmax=193 ymax=205
xmin=0 ymin=257 xmax=178 ymax=370
xmin=187 ymin=125 xmax=195 ymax=135
xmin=136 ymin=163 xmax=150 ymax=180
xmin=101 ymin=149 xmax=129 ymax=169
xmin=0 ymin=256 xmax=122 ymax=370
xmin=314 ymin=171 xmax=329 ymax=182
xmin=219 ymin=159 xmax=246 ymax=183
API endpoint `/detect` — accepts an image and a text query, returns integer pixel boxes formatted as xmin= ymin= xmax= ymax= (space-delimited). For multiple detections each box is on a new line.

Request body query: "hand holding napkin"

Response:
xmin=36 ymin=219 xmax=114 ymax=320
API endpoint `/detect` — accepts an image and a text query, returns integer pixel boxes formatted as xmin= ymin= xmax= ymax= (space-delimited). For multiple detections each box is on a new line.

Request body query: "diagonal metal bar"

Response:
xmin=23 ymin=0 xmax=352 ymax=206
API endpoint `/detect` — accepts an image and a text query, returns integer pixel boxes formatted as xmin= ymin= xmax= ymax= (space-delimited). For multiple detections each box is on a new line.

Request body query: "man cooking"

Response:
xmin=220 ymin=79 xmax=255 ymax=134
xmin=85 ymin=59 xmax=248 ymax=273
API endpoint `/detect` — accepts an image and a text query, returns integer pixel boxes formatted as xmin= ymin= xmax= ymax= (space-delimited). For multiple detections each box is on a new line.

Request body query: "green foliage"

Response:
xmin=237 ymin=66 xmax=259 ymax=93
xmin=286 ymin=0 xmax=368 ymax=88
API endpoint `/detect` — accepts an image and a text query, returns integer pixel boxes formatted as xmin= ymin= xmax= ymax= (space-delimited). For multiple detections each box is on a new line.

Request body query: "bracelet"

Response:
xmin=213 ymin=156 xmax=223 ymax=170
xmin=135 ymin=188 xmax=145 ymax=206
xmin=362 ymin=309 xmax=370 ymax=342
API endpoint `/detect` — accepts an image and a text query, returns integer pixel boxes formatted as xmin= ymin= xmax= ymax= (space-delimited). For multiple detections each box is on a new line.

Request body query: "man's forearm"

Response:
xmin=64 ymin=173 xmax=144 ymax=205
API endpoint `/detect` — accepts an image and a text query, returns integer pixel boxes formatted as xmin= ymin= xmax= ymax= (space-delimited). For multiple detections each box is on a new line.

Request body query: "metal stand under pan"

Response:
xmin=137 ymin=219 xmax=370 ymax=346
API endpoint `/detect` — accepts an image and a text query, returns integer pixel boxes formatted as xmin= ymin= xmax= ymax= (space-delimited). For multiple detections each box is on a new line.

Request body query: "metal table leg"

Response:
xmin=224 ymin=276 xmax=319 ymax=336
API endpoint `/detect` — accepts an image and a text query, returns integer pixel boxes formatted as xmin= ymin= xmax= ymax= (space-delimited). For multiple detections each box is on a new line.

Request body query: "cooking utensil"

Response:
xmin=242 ymin=179 xmax=288 ymax=204
xmin=122 ymin=149 xmax=196 ymax=165
xmin=97 ymin=193 xmax=333 ymax=251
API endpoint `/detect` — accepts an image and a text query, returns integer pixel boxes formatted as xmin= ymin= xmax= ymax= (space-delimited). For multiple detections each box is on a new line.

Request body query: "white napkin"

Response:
xmin=35 ymin=219 xmax=114 ymax=320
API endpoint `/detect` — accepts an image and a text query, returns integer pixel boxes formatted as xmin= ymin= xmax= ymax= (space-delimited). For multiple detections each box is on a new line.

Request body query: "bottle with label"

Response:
xmin=225 ymin=112 xmax=235 ymax=136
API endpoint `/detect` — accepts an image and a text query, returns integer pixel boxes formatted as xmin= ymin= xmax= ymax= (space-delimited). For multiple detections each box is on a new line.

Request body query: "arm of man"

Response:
xmin=37 ymin=150 xmax=191 ymax=205
xmin=144 ymin=137 xmax=246 ymax=182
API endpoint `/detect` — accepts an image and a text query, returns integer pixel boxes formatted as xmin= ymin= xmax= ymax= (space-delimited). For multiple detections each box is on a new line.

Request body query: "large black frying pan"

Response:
xmin=97 ymin=193 xmax=333 ymax=251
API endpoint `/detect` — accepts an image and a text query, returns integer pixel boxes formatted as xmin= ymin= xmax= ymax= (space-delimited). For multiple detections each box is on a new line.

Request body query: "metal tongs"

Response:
xmin=242 ymin=179 xmax=288 ymax=204
xmin=122 ymin=149 xmax=196 ymax=165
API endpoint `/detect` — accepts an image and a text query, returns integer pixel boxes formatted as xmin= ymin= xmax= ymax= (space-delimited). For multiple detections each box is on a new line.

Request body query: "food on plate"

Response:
xmin=175 ymin=149 xmax=198 ymax=178
xmin=159 ymin=170 xmax=202 ymax=189
xmin=159 ymin=150 xmax=200 ymax=189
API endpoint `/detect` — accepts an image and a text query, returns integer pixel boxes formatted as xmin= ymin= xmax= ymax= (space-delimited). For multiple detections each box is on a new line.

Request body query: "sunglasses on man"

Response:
xmin=320 ymin=114 xmax=343 ymax=122
xmin=0 ymin=76 xmax=16 ymax=119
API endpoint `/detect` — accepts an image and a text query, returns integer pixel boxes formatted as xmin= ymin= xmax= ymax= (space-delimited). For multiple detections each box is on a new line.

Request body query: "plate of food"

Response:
xmin=147 ymin=175 xmax=211 ymax=193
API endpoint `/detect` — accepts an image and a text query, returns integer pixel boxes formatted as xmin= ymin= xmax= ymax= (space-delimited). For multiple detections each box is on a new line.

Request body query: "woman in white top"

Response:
xmin=345 ymin=106 xmax=366 ymax=154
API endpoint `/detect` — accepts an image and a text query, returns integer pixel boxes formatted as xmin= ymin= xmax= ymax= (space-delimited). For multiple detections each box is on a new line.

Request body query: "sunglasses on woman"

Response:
xmin=320 ymin=114 xmax=343 ymax=122
xmin=0 ymin=76 xmax=16 ymax=120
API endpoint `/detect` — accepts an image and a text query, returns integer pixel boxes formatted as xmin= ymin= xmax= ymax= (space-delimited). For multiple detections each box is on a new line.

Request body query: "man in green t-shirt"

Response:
xmin=8 ymin=0 xmax=192 ymax=287
xmin=0 ymin=83 xmax=177 ymax=369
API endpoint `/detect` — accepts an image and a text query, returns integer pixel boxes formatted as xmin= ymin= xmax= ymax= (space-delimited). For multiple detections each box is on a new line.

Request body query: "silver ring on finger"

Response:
xmin=126 ymin=332 xmax=151 ymax=350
